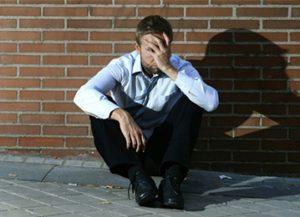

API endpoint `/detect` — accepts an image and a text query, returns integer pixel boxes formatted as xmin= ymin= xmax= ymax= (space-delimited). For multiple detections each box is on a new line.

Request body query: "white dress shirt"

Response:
xmin=74 ymin=51 xmax=219 ymax=139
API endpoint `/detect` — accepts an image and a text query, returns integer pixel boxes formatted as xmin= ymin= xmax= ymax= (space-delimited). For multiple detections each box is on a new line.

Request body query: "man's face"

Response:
xmin=135 ymin=33 xmax=169 ymax=75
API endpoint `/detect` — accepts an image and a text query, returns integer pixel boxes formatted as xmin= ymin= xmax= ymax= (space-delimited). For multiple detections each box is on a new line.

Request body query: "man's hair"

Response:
xmin=135 ymin=15 xmax=173 ymax=45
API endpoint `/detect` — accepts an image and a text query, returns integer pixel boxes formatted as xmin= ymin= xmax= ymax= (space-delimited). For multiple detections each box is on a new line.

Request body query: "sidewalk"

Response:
xmin=1 ymin=154 xmax=300 ymax=217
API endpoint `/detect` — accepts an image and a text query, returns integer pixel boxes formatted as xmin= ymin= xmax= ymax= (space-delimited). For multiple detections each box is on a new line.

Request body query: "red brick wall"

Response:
xmin=0 ymin=0 xmax=299 ymax=176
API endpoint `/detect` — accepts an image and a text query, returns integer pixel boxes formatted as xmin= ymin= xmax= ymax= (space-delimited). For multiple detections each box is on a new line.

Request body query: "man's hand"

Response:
xmin=143 ymin=33 xmax=178 ymax=80
xmin=110 ymin=108 xmax=146 ymax=152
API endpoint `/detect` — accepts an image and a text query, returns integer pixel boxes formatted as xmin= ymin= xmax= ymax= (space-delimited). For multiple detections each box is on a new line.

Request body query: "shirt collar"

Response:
xmin=132 ymin=54 xmax=142 ymax=74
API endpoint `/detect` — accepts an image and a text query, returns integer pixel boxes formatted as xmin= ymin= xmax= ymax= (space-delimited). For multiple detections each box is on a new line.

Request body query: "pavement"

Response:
xmin=1 ymin=155 xmax=300 ymax=217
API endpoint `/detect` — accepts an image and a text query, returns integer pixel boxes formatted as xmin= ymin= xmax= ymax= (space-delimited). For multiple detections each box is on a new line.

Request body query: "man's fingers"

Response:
xmin=124 ymin=134 xmax=131 ymax=150
xmin=163 ymin=32 xmax=170 ymax=46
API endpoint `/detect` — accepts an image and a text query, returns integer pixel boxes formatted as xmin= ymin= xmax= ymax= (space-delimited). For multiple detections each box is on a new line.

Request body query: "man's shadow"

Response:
xmin=189 ymin=28 xmax=300 ymax=175
xmin=180 ymin=29 xmax=300 ymax=211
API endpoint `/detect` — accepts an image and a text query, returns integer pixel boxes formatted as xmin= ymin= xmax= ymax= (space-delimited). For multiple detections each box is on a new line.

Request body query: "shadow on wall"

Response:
xmin=189 ymin=28 xmax=300 ymax=176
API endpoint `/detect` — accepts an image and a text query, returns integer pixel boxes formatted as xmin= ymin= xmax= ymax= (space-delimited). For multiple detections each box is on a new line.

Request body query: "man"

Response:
xmin=74 ymin=15 xmax=219 ymax=209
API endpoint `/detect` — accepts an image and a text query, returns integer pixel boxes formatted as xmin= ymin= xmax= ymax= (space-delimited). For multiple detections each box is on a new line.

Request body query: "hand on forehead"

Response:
xmin=142 ymin=33 xmax=170 ymax=46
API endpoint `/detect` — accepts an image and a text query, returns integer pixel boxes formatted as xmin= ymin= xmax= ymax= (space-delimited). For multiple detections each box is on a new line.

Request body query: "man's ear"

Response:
xmin=135 ymin=42 xmax=141 ymax=53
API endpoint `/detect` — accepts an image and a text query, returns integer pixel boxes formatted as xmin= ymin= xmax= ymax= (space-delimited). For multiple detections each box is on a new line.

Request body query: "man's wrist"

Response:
xmin=162 ymin=65 xmax=178 ymax=80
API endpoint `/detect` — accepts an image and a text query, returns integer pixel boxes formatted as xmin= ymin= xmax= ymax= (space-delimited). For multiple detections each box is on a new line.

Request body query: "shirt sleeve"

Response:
xmin=73 ymin=63 xmax=120 ymax=119
xmin=174 ymin=62 xmax=219 ymax=112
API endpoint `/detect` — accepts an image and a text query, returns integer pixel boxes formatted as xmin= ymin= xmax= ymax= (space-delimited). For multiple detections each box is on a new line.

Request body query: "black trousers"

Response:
xmin=90 ymin=95 xmax=203 ymax=178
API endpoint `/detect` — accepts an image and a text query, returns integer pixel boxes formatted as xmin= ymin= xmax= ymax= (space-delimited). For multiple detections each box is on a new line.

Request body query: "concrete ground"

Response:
xmin=1 ymin=154 xmax=300 ymax=217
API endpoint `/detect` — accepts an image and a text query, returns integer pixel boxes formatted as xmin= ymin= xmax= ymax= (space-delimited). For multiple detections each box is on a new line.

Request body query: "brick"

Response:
xmin=264 ymin=0 xmax=300 ymax=4
xmin=289 ymin=81 xmax=300 ymax=90
xmin=20 ymin=137 xmax=64 ymax=147
xmin=90 ymin=31 xmax=135 ymax=41
xmin=0 ymin=102 xmax=40 ymax=111
xmin=234 ymin=104 xmax=286 ymax=115
xmin=0 ymin=43 xmax=17 ymax=52
xmin=0 ymin=55 xmax=40 ymax=65
xmin=42 ymin=79 xmax=86 ymax=88
xmin=210 ymin=116 xmax=260 ymax=127
xmin=67 ymin=67 xmax=98 ymax=77
xmin=221 ymin=92 xmax=260 ymax=102
xmin=0 ymin=114 xmax=17 ymax=123
xmin=138 ymin=8 xmax=184 ymax=17
xmin=291 ymin=57 xmax=300 ymax=66
xmin=66 ymin=91 xmax=77 ymax=100
xmin=235 ymin=56 xmax=286 ymax=67
xmin=20 ymin=19 xmax=64 ymax=29
xmin=235 ymin=128 xmax=288 ymax=138
xmin=263 ymin=117 xmax=299 ymax=127
xmin=170 ymin=20 xmax=208 ymax=29
xmin=0 ymin=137 xmax=17 ymax=146
xmin=44 ymin=7 xmax=88 ymax=17
xmin=91 ymin=7 xmax=135 ymax=16
xmin=40 ymin=149 xmax=97 ymax=159
xmin=264 ymin=20 xmax=300 ymax=29
xmin=43 ymin=126 xmax=88 ymax=136
xmin=20 ymin=0 xmax=64 ymax=3
xmin=261 ymin=140 xmax=300 ymax=151
xmin=42 ymin=102 xmax=80 ymax=112
xmin=0 ymin=7 xmax=41 ymax=16
xmin=186 ymin=8 xmax=232 ymax=17
xmin=237 ymin=8 xmax=288 ymax=17
xmin=188 ymin=56 xmax=231 ymax=66
xmin=207 ymin=79 xmax=233 ymax=90
xmin=209 ymin=44 xmax=260 ymax=54
xmin=90 ymin=55 xmax=118 ymax=65
xmin=0 ymin=125 xmax=40 ymax=135
xmin=115 ymin=43 xmax=134 ymax=53
xmin=234 ymin=80 xmax=287 ymax=91
xmin=20 ymin=90 xmax=65 ymax=100
xmin=43 ymin=55 xmax=88 ymax=65
xmin=286 ymin=69 xmax=300 ymax=79
xmin=0 ymin=67 xmax=17 ymax=76
xmin=233 ymin=152 xmax=286 ymax=162
xmin=263 ymin=68 xmax=288 ymax=79
xmin=211 ymin=68 xmax=261 ymax=79
xmin=290 ymin=129 xmax=300 ymax=139
xmin=172 ymin=44 xmax=207 ymax=53
xmin=0 ymin=0 xmax=17 ymax=3
xmin=20 ymin=43 xmax=65 ymax=53
xmin=114 ymin=19 xmax=139 ymax=28
xmin=0 ymin=78 xmax=40 ymax=88
xmin=20 ymin=114 xmax=65 ymax=124
xmin=211 ymin=20 xmax=259 ymax=29
xmin=67 ymin=43 xmax=112 ymax=53
xmin=164 ymin=0 xmax=208 ymax=4
xmin=67 ymin=19 xmax=112 ymax=29
xmin=0 ymin=90 xmax=17 ymax=99
xmin=67 ymin=114 xmax=89 ymax=124
xmin=20 ymin=67 xmax=65 ymax=77
xmin=66 ymin=138 xmax=94 ymax=147
xmin=212 ymin=0 xmax=260 ymax=4
xmin=68 ymin=0 xmax=112 ymax=3
xmin=226 ymin=32 xmax=288 ymax=43
xmin=43 ymin=31 xmax=88 ymax=41
xmin=0 ymin=19 xmax=17 ymax=28
xmin=289 ymin=105 xmax=300 ymax=115
xmin=291 ymin=33 xmax=300 ymax=41
xmin=192 ymin=151 xmax=231 ymax=161
xmin=0 ymin=31 xmax=41 ymax=40
xmin=187 ymin=32 xmax=227 ymax=42
xmin=210 ymin=139 xmax=260 ymax=150
xmin=115 ymin=0 xmax=159 ymax=4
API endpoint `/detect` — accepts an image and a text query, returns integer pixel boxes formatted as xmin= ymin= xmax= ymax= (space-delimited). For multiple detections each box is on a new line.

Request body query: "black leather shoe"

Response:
xmin=159 ymin=176 xmax=184 ymax=209
xmin=130 ymin=170 xmax=159 ymax=206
